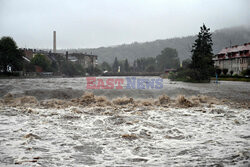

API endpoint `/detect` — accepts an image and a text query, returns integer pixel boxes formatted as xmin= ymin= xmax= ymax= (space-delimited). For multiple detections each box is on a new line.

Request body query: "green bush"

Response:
xmin=23 ymin=62 xmax=35 ymax=72
xmin=169 ymin=68 xmax=211 ymax=83
xmin=233 ymin=74 xmax=240 ymax=78
xmin=86 ymin=66 xmax=102 ymax=75
xmin=241 ymin=69 xmax=250 ymax=76
xmin=222 ymin=69 xmax=228 ymax=75
xmin=61 ymin=61 xmax=86 ymax=76
xmin=216 ymin=68 xmax=222 ymax=76
xmin=31 ymin=54 xmax=51 ymax=71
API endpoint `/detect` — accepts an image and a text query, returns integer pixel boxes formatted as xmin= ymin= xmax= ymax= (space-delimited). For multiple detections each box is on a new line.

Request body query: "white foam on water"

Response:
xmin=0 ymin=104 xmax=249 ymax=166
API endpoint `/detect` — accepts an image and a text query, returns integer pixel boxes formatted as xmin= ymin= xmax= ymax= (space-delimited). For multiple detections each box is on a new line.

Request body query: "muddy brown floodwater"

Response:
xmin=0 ymin=77 xmax=249 ymax=166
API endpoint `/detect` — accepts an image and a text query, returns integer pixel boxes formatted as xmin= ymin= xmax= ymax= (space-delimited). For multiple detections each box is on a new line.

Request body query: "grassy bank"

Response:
xmin=102 ymin=72 xmax=163 ymax=76
xmin=163 ymin=72 xmax=250 ymax=82
xmin=211 ymin=77 xmax=250 ymax=82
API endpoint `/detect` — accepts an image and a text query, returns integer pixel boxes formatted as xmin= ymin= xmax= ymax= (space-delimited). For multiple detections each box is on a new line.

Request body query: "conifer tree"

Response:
xmin=191 ymin=24 xmax=214 ymax=81
xmin=112 ymin=57 xmax=119 ymax=72
xmin=124 ymin=58 xmax=129 ymax=72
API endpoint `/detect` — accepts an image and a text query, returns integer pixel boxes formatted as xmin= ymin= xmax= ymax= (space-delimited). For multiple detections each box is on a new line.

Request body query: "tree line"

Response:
xmin=100 ymin=47 xmax=180 ymax=73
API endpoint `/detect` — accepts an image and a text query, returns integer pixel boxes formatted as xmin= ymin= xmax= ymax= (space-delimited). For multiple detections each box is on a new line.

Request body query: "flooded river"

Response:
xmin=0 ymin=77 xmax=249 ymax=166
xmin=0 ymin=77 xmax=250 ymax=102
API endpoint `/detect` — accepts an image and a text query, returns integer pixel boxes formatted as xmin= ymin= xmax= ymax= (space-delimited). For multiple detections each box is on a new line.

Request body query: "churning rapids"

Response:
xmin=0 ymin=77 xmax=249 ymax=166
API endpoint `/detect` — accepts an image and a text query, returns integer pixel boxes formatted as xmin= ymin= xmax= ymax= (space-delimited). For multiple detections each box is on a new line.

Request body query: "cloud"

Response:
xmin=0 ymin=0 xmax=249 ymax=49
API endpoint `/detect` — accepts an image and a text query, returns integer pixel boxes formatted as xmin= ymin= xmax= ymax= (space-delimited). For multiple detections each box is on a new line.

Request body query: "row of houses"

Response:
xmin=66 ymin=52 xmax=97 ymax=68
xmin=213 ymin=43 xmax=250 ymax=75
xmin=22 ymin=48 xmax=98 ymax=72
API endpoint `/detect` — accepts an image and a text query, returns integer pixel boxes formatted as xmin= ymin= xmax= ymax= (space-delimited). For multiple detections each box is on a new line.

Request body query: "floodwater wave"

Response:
xmin=0 ymin=92 xmax=223 ymax=109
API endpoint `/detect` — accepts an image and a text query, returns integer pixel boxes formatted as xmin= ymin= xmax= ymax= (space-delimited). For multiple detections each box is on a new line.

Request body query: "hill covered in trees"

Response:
xmin=60 ymin=26 xmax=250 ymax=64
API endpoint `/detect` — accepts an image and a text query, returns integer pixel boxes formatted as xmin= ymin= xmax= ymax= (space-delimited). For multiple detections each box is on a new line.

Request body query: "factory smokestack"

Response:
xmin=53 ymin=31 xmax=56 ymax=53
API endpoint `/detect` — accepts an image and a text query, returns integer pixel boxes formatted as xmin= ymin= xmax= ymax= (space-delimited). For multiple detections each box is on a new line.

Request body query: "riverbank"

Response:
xmin=211 ymin=77 xmax=250 ymax=82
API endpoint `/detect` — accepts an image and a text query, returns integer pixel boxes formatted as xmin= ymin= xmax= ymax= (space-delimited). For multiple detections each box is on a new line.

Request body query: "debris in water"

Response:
xmin=23 ymin=133 xmax=41 ymax=139
xmin=33 ymin=157 xmax=40 ymax=160
xmin=234 ymin=119 xmax=240 ymax=125
xmin=129 ymin=158 xmax=148 ymax=162
xmin=24 ymin=108 xmax=36 ymax=114
xmin=15 ymin=159 xmax=38 ymax=164
xmin=121 ymin=134 xmax=138 ymax=140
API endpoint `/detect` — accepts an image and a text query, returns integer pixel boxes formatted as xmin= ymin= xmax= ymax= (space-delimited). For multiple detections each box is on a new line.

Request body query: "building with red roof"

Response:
xmin=213 ymin=43 xmax=250 ymax=75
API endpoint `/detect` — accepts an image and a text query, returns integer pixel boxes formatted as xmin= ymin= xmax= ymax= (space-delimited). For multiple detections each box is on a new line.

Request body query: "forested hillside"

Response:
xmin=60 ymin=26 xmax=250 ymax=64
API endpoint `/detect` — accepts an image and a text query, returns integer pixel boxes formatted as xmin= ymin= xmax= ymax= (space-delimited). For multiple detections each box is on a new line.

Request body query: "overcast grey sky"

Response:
xmin=0 ymin=0 xmax=249 ymax=49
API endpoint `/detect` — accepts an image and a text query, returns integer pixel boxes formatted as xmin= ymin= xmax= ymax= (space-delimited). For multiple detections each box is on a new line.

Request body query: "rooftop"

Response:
xmin=217 ymin=43 xmax=250 ymax=55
